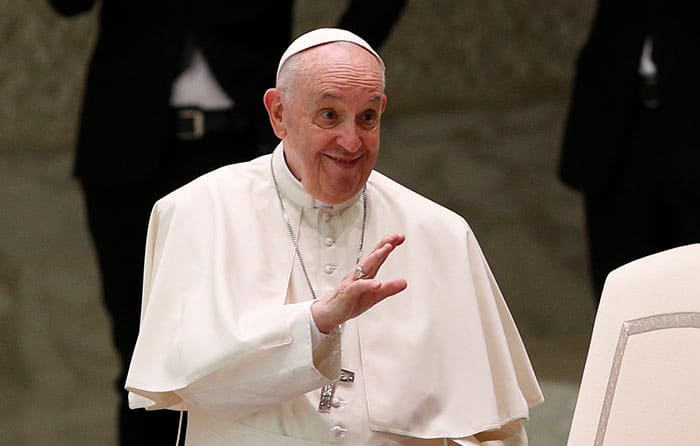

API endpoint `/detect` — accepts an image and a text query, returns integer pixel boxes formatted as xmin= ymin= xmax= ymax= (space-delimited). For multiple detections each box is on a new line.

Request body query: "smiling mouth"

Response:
xmin=326 ymin=154 xmax=361 ymax=167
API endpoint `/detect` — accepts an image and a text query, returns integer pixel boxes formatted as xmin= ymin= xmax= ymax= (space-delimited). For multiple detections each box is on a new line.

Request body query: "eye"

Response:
xmin=315 ymin=109 xmax=339 ymax=128
xmin=358 ymin=109 xmax=379 ymax=130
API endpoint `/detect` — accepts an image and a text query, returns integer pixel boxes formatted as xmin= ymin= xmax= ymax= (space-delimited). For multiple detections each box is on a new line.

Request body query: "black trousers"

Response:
xmin=81 ymin=128 xmax=262 ymax=445
xmin=584 ymin=104 xmax=700 ymax=302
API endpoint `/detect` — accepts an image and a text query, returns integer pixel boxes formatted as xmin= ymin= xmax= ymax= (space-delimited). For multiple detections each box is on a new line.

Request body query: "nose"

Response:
xmin=337 ymin=122 xmax=362 ymax=153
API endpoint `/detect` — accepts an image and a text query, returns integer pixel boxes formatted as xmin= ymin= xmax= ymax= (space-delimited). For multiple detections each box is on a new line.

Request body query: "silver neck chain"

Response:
xmin=270 ymin=156 xmax=367 ymax=301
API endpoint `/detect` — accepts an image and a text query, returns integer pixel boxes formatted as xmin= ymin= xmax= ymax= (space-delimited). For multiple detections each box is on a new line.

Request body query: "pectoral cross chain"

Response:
xmin=318 ymin=368 xmax=355 ymax=413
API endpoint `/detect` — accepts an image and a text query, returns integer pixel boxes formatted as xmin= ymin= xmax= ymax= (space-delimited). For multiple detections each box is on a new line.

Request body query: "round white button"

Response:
xmin=325 ymin=237 xmax=335 ymax=247
xmin=324 ymin=264 xmax=336 ymax=274
xmin=331 ymin=397 xmax=343 ymax=408
xmin=322 ymin=212 xmax=332 ymax=222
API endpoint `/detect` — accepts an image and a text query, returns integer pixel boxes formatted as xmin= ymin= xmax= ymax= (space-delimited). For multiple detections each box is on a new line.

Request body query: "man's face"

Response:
xmin=267 ymin=43 xmax=387 ymax=204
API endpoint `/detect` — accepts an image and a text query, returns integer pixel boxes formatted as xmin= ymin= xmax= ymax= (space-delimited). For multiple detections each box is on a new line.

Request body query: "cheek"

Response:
xmin=365 ymin=135 xmax=381 ymax=159
xmin=364 ymin=127 xmax=381 ymax=145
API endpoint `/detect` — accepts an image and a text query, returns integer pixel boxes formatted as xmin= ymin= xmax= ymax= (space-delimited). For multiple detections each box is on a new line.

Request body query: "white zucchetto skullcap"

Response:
xmin=276 ymin=28 xmax=385 ymax=83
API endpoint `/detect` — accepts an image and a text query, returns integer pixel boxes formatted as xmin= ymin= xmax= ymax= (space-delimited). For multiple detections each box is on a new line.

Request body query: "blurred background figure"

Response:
xmin=558 ymin=0 xmax=700 ymax=303
xmin=45 ymin=1 xmax=406 ymax=444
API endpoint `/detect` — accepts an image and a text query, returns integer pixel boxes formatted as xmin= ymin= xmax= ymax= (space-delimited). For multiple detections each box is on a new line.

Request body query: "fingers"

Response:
xmin=361 ymin=277 xmax=407 ymax=297
xmin=359 ymin=235 xmax=403 ymax=278
xmin=348 ymin=277 xmax=407 ymax=302
xmin=370 ymin=233 xmax=405 ymax=252
xmin=348 ymin=277 xmax=408 ymax=317
xmin=314 ymin=234 xmax=407 ymax=332
xmin=312 ymin=277 xmax=407 ymax=333
xmin=381 ymin=278 xmax=408 ymax=296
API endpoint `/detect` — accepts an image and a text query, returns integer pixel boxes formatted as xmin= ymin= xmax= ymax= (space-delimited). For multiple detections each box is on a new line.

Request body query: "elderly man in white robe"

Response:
xmin=125 ymin=28 xmax=543 ymax=445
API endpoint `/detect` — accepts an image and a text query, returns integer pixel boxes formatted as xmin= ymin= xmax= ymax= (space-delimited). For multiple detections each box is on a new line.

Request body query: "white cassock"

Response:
xmin=125 ymin=144 xmax=543 ymax=445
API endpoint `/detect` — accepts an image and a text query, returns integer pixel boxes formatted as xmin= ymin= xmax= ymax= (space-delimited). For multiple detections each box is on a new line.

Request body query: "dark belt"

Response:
xmin=173 ymin=107 xmax=238 ymax=140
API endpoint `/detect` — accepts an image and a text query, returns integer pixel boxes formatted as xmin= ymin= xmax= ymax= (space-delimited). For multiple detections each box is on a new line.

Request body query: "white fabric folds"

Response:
xmin=125 ymin=144 xmax=543 ymax=440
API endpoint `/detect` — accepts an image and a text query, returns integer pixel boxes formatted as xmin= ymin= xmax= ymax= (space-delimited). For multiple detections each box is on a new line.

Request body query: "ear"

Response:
xmin=263 ymin=88 xmax=287 ymax=139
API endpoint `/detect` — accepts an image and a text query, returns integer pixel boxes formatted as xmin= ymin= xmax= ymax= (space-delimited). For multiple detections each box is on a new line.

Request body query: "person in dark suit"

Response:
xmin=558 ymin=0 xmax=700 ymax=304
xmin=46 ymin=1 xmax=406 ymax=444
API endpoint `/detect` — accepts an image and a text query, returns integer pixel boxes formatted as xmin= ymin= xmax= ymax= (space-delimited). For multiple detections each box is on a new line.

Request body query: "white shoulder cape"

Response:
xmin=126 ymin=146 xmax=543 ymax=438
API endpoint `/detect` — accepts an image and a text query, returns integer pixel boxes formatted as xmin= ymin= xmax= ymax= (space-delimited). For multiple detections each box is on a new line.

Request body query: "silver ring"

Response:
xmin=354 ymin=265 xmax=368 ymax=279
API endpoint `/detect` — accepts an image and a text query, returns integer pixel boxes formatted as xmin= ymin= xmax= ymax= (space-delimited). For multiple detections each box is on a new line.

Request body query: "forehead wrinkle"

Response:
xmin=309 ymin=68 xmax=384 ymax=100
xmin=315 ymin=91 xmax=384 ymax=109
xmin=306 ymin=43 xmax=383 ymax=86
xmin=323 ymin=64 xmax=382 ymax=87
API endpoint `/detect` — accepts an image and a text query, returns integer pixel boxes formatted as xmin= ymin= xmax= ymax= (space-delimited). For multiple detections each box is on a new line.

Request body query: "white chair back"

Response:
xmin=567 ymin=244 xmax=700 ymax=445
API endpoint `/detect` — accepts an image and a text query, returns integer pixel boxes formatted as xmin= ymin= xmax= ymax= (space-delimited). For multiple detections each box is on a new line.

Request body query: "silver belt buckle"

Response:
xmin=177 ymin=108 xmax=205 ymax=140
